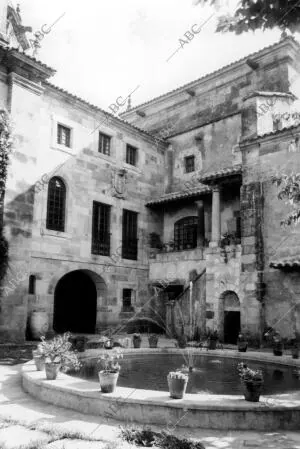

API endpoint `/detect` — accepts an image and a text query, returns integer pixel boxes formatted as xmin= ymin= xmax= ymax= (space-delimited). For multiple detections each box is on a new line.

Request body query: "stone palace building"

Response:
xmin=0 ymin=0 xmax=300 ymax=343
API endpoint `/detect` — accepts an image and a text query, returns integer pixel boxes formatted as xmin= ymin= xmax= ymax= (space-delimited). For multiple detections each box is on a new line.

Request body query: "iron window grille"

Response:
xmin=98 ymin=132 xmax=111 ymax=156
xmin=185 ymin=155 xmax=195 ymax=173
xmin=57 ymin=124 xmax=71 ymax=148
xmin=126 ymin=144 xmax=137 ymax=166
xmin=122 ymin=288 xmax=134 ymax=312
xmin=46 ymin=177 xmax=66 ymax=232
xmin=174 ymin=216 xmax=198 ymax=251
xmin=91 ymin=202 xmax=111 ymax=256
xmin=122 ymin=209 xmax=138 ymax=260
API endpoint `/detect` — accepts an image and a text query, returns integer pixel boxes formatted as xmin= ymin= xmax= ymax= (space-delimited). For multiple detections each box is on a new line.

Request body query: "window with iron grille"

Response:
xmin=122 ymin=289 xmax=134 ymax=312
xmin=46 ymin=177 xmax=66 ymax=232
xmin=91 ymin=202 xmax=111 ymax=255
xmin=174 ymin=216 xmax=198 ymax=251
xmin=122 ymin=209 xmax=138 ymax=260
xmin=185 ymin=155 xmax=195 ymax=173
xmin=98 ymin=132 xmax=111 ymax=156
xmin=126 ymin=144 xmax=137 ymax=166
xmin=57 ymin=124 xmax=71 ymax=148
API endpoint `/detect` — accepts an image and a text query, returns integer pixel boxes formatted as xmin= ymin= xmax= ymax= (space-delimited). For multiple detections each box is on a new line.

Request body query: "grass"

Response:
xmin=120 ymin=426 xmax=205 ymax=449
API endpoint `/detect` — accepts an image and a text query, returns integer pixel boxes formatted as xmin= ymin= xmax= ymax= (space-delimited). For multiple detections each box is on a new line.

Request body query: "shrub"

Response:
xmin=98 ymin=348 xmax=123 ymax=373
xmin=120 ymin=427 xmax=205 ymax=449
xmin=237 ymin=363 xmax=263 ymax=383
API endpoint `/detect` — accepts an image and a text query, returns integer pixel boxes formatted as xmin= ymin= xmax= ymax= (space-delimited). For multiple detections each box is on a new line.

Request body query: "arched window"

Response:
xmin=28 ymin=275 xmax=36 ymax=295
xmin=46 ymin=177 xmax=66 ymax=232
xmin=174 ymin=216 xmax=198 ymax=251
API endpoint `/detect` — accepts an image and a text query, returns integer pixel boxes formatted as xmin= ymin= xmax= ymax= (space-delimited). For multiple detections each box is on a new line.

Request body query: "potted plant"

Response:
xmin=208 ymin=330 xmax=218 ymax=350
xmin=237 ymin=333 xmax=248 ymax=352
xmin=38 ymin=332 xmax=81 ymax=380
xmin=69 ymin=335 xmax=87 ymax=353
xmin=291 ymin=340 xmax=299 ymax=359
xmin=148 ymin=334 xmax=159 ymax=348
xmin=98 ymin=348 xmax=123 ymax=393
xmin=32 ymin=345 xmax=45 ymax=371
xmin=237 ymin=362 xmax=264 ymax=402
xmin=167 ymin=371 xmax=189 ymax=399
xmin=272 ymin=331 xmax=283 ymax=356
xmin=132 ymin=333 xmax=142 ymax=348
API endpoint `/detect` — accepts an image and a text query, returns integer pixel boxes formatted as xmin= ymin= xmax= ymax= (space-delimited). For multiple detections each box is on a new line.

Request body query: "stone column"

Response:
xmin=211 ymin=185 xmax=221 ymax=245
xmin=195 ymin=200 xmax=205 ymax=247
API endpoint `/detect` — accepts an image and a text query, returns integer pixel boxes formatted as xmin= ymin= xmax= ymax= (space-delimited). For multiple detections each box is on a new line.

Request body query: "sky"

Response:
xmin=16 ymin=0 xmax=287 ymax=113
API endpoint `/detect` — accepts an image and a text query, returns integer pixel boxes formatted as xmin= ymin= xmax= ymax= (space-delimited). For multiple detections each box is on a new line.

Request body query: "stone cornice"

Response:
xmin=44 ymin=82 xmax=168 ymax=150
xmin=122 ymin=37 xmax=299 ymax=119
xmin=8 ymin=72 xmax=44 ymax=96
xmin=0 ymin=46 xmax=55 ymax=83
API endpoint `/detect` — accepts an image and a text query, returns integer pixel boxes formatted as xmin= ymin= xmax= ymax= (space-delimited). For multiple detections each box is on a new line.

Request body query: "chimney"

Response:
xmin=0 ymin=0 xmax=8 ymax=45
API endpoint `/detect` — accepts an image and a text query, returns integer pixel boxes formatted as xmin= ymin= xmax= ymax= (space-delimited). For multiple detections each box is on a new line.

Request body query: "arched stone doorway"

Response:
xmin=220 ymin=291 xmax=241 ymax=344
xmin=53 ymin=270 xmax=103 ymax=333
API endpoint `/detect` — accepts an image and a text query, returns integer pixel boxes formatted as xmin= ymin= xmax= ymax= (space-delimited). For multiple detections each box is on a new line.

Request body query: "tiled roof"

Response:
xmin=146 ymin=185 xmax=211 ymax=206
xmin=242 ymin=123 xmax=300 ymax=144
xmin=270 ymin=257 xmax=300 ymax=269
xmin=122 ymin=36 xmax=299 ymax=115
xmin=44 ymin=81 xmax=166 ymax=145
xmin=1 ymin=47 xmax=166 ymax=146
xmin=197 ymin=165 xmax=242 ymax=184
xmin=7 ymin=46 xmax=56 ymax=74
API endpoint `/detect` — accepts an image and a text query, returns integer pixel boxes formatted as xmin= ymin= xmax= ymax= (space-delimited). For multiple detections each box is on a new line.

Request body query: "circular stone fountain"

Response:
xmin=22 ymin=348 xmax=300 ymax=430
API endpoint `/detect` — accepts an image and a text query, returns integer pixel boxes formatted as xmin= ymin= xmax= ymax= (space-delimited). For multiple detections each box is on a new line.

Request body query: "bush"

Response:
xmin=120 ymin=427 xmax=205 ymax=449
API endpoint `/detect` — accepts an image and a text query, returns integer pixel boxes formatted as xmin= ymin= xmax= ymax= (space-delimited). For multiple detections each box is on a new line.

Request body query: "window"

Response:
xmin=122 ymin=289 xmax=134 ymax=312
xmin=92 ymin=202 xmax=111 ymax=255
xmin=46 ymin=177 xmax=66 ymax=232
xmin=126 ymin=144 xmax=137 ymax=166
xmin=174 ymin=216 xmax=198 ymax=251
xmin=122 ymin=209 xmax=138 ymax=260
xmin=185 ymin=155 xmax=195 ymax=173
xmin=98 ymin=132 xmax=111 ymax=156
xmin=57 ymin=124 xmax=71 ymax=148
xmin=28 ymin=275 xmax=36 ymax=295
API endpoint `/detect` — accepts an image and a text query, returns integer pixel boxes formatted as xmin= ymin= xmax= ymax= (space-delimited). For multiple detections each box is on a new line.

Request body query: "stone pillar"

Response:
xmin=195 ymin=200 xmax=205 ymax=247
xmin=211 ymin=185 xmax=221 ymax=245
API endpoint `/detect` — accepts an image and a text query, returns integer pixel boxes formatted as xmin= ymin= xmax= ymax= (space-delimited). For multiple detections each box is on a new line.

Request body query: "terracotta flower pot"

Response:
xmin=45 ymin=362 xmax=61 ymax=380
xmin=98 ymin=371 xmax=119 ymax=393
xmin=238 ymin=342 xmax=248 ymax=352
xmin=241 ymin=380 xmax=263 ymax=402
xmin=292 ymin=347 xmax=299 ymax=359
xmin=167 ymin=375 xmax=188 ymax=399
xmin=133 ymin=336 xmax=141 ymax=348
xmin=32 ymin=350 xmax=45 ymax=371
xmin=209 ymin=339 xmax=217 ymax=350
xmin=148 ymin=335 xmax=158 ymax=348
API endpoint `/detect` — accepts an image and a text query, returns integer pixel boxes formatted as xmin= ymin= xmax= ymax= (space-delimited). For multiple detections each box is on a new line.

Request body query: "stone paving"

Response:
xmin=0 ymin=340 xmax=300 ymax=448
xmin=0 ymin=364 xmax=299 ymax=448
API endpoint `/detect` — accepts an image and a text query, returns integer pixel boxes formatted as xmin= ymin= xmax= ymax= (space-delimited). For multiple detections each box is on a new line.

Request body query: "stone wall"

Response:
xmin=0 ymin=57 xmax=168 ymax=341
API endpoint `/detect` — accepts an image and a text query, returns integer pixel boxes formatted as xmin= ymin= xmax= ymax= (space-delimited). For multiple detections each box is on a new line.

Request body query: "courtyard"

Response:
xmin=0 ymin=338 xmax=300 ymax=449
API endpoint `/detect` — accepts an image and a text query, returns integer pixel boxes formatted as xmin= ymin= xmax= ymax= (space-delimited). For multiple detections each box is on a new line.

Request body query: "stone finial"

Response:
xmin=127 ymin=95 xmax=132 ymax=111
xmin=280 ymin=29 xmax=288 ymax=40
xmin=16 ymin=4 xmax=21 ymax=16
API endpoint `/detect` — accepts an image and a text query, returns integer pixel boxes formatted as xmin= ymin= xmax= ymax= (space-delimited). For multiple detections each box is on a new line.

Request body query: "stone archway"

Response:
xmin=219 ymin=290 xmax=241 ymax=344
xmin=53 ymin=270 xmax=106 ymax=334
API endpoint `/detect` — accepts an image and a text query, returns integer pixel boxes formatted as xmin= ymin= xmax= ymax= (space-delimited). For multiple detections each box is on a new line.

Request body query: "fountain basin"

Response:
xmin=22 ymin=348 xmax=300 ymax=430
